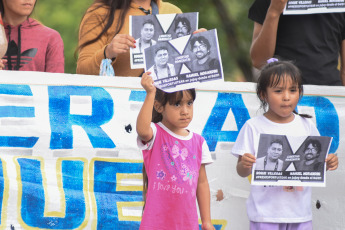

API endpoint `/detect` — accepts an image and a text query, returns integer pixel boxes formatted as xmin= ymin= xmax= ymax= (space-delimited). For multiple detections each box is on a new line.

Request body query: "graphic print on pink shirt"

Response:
xmin=154 ymin=140 xmax=199 ymax=197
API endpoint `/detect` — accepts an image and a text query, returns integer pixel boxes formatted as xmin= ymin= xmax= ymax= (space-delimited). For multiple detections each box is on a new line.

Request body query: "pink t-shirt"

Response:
xmin=137 ymin=122 xmax=212 ymax=230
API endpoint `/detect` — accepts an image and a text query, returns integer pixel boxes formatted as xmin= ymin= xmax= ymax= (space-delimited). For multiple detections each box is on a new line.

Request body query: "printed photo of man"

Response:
xmin=174 ymin=17 xmax=191 ymax=38
xmin=190 ymin=35 xmax=220 ymax=72
xmin=298 ymin=139 xmax=324 ymax=172
xmin=256 ymin=139 xmax=284 ymax=171
xmin=133 ymin=19 xmax=157 ymax=54
xmin=148 ymin=46 xmax=176 ymax=80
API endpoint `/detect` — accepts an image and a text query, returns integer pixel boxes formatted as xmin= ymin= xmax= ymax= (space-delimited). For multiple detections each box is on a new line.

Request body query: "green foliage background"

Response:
xmin=33 ymin=0 xmax=93 ymax=76
xmin=33 ymin=0 xmax=253 ymax=82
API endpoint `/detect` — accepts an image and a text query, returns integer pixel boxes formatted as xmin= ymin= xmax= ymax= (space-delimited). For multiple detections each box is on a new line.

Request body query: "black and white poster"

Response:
xmin=129 ymin=12 xmax=198 ymax=69
xmin=252 ymin=134 xmax=332 ymax=187
xmin=284 ymin=0 xmax=345 ymax=15
xmin=143 ymin=29 xmax=223 ymax=92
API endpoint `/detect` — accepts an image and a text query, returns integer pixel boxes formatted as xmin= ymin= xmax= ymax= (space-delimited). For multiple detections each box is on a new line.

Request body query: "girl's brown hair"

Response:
xmin=256 ymin=59 xmax=311 ymax=118
xmin=142 ymin=88 xmax=196 ymax=211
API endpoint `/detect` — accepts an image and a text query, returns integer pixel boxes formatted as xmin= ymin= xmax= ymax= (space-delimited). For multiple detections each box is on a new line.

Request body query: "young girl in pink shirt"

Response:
xmin=136 ymin=72 xmax=215 ymax=230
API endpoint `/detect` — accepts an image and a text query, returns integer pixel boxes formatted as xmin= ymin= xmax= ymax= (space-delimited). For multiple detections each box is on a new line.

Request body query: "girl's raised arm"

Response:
xmin=136 ymin=72 xmax=156 ymax=142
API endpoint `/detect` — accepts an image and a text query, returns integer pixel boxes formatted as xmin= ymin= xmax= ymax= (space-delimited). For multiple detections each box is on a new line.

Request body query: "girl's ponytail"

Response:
xmin=142 ymin=164 xmax=148 ymax=212
xmin=293 ymin=110 xmax=312 ymax=119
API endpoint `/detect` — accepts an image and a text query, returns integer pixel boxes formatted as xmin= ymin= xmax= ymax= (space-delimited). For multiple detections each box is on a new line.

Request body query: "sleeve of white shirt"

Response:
xmin=137 ymin=123 xmax=157 ymax=150
xmin=201 ymin=140 xmax=213 ymax=164
xmin=307 ymin=118 xmax=321 ymax=136
xmin=231 ymin=122 xmax=255 ymax=158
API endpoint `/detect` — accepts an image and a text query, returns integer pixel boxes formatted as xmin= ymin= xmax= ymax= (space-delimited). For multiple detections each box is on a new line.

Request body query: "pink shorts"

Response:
xmin=250 ymin=221 xmax=313 ymax=230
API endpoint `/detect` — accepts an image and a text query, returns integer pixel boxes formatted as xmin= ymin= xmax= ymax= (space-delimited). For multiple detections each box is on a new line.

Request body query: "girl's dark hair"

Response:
xmin=142 ymin=88 xmax=196 ymax=212
xmin=77 ymin=0 xmax=157 ymax=53
xmin=152 ymin=88 xmax=196 ymax=123
xmin=256 ymin=59 xmax=311 ymax=118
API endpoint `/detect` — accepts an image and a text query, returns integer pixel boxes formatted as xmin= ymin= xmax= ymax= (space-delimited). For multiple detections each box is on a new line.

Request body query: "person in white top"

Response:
xmin=232 ymin=59 xmax=339 ymax=230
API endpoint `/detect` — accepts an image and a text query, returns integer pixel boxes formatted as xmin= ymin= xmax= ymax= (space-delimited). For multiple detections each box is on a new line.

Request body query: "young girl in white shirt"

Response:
xmin=232 ymin=59 xmax=338 ymax=230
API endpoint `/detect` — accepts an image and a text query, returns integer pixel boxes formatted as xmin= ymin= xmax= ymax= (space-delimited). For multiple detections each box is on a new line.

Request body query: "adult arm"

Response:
xmin=250 ymin=0 xmax=288 ymax=68
xmin=196 ymin=164 xmax=215 ymax=230
xmin=76 ymin=7 xmax=110 ymax=75
xmin=45 ymin=31 xmax=65 ymax=73
xmin=340 ymin=40 xmax=345 ymax=86
xmin=76 ymin=6 xmax=135 ymax=75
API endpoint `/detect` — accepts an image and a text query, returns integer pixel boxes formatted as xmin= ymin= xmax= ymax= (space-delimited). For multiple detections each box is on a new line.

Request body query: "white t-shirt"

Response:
xmin=232 ymin=114 xmax=320 ymax=223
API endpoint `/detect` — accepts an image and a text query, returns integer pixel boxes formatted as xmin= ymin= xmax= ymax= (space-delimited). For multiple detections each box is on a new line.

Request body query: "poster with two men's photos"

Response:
xmin=252 ymin=134 xmax=332 ymax=187
xmin=143 ymin=29 xmax=223 ymax=92
xmin=284 ymin=0 xmax=345 ymax=15
xmin=129 ymin=12 xmax=198 ymax=69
